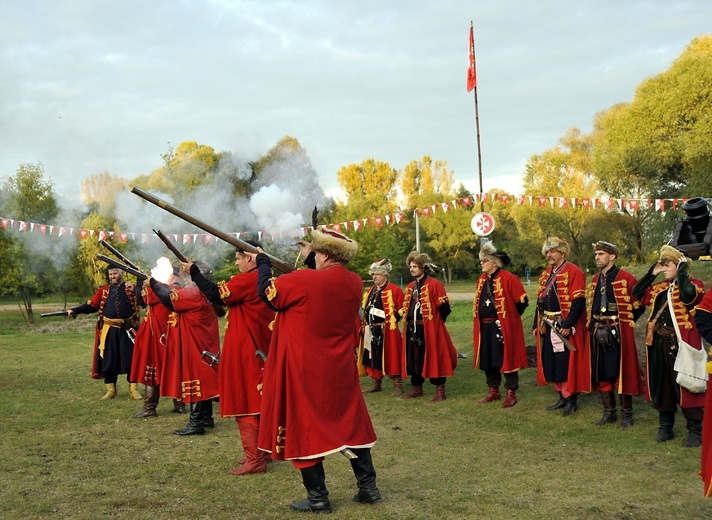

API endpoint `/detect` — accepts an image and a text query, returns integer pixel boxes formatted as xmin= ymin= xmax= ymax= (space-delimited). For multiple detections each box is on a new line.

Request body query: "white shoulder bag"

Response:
xmin=668 ymin=284 xmax=708 ymax=393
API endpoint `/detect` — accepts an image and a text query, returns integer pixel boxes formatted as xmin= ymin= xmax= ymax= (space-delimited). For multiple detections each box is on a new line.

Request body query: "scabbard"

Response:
xmin=544 ymin=319 xmax=577 ymax=351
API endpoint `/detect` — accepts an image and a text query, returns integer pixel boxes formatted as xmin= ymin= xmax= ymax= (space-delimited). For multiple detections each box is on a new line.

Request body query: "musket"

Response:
xmin=40 ymin=310 xmax=69 ymax=318
xmin=97 ymin=254 xmax=148 ymax=281
xmin=99 ymin=239 xmax=141 ymax=271
xmin=153 ymin=229 xmax=227 ymax=318
xmin=153 ymin=229 xmax=189 ymax=263
xmin=131 ymin=186 xmax=295 ymax=274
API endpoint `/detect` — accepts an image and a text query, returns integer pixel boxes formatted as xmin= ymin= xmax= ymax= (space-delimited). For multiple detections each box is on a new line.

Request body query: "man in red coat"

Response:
xmin=693 ymin=287 xmax=712 ymax=496
xmin=181 ymin=242 xmax=274 ymax=475
xmin=633 ymin=245 xmax=706 ymax=447
xmin=533 ymin=236 xmax=591 ymax=416
xmin=150 ymin=262 xmax=220 ymax=436
xmin=587 ymin=241 xmax=645 ymax=429
xmin=68 ymin=267 xmax=141 ymax=401
xmin=130 ymin=257 xmax=183 ymax=418
xmin=473 ymin=242 xmax=529 ymax=408
xmin=250 ymin=230 xmax=380 ymax=514
xmin=358 ymin=258 xmax=405 ymax=396
xmin=401 ymin=251 xmax=458 ymax=402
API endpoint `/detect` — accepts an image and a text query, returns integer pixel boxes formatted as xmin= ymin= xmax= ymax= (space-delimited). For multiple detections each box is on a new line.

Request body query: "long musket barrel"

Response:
xmin=99 ymin=239 xmax=141 ymax=271
xmin=152 ymin=229 xmax=226 ymax=318
xmin=153 ymin=229 xmax=190 ymax=263
xmin=40 ymin=310 xmax=69 ymax=318
xmin=97 ymin=254 xmax=148 ymax=280
xmin=131 ymin=186 xmax=295 ymax=274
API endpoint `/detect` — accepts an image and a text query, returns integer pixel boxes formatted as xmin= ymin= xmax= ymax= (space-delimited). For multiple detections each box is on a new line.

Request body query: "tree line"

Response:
xmin=1 ymin=35 xmax=710 ymax=322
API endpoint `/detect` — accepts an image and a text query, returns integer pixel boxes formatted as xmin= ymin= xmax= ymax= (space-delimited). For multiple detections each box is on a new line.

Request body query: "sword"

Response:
xmin=544 ymin=319 xmax=577 ymax=351
xmin=40 ymin=310 xmax=70 ymax=318
xmin=201 ymin=350 xmax=220 ymax=366
xmin=255 ymin=349 xmax=267 ymax=362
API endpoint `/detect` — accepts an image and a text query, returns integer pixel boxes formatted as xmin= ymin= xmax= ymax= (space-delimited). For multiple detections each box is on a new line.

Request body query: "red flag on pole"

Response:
xmin=467 ymin=24 xmax=477 ymax=92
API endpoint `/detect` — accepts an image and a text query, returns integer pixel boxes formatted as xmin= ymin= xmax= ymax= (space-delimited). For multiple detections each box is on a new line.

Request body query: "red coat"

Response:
xmin=358 ymin=282 xmax=404 ymax=378
xmin=217 ymin=269 xmax=274 ymax=417
xmin=130 ymin=285 xmax=172 ymax=386
xmin=401 ymin=276 xmax=458 ymax=379
xmin=586 ymin=269 xmax=645 ymax=396
xmin=159 ymin=285 xmax=220 ymax=404
xmin=473 ymin=269 xmax=528 ymax=373
xmin=639 ymin=277 xmax=706 ymax=409
xmin=534 ymin=261 xmax=591 ymax=394
xmin=695 ymin=289 xmax=712 ymax=497
xmin=258 ymin=264 xmax=377 ymax=460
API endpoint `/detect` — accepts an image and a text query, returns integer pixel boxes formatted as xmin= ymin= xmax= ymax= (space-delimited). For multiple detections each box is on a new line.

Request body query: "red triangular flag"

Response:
xmin=467 ymin=24 xmax=477 ymax=92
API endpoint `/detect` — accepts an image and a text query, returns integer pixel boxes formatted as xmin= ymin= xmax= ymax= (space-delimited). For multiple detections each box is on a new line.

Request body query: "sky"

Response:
xmin=1 ymin=0 xmax=711 ymax=207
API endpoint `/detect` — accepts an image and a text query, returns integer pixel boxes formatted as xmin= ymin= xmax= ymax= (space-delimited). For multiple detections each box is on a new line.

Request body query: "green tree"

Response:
xmin=517 ymin=129 xmax=601 ymax=267
xmin=136 ymin=141 xmax=223 ymax=204
xmin=400 ymin=156 xmax=475 ymax=284
xmin=337 ymin=159 xmax=398 ymax=200
xmin=331 ymin=158 xmax=409 ymax=278
xmin=0 ymin=163 xmax=61 ymax=322
xmin=81 ymin=171 xmax=129 ymax=218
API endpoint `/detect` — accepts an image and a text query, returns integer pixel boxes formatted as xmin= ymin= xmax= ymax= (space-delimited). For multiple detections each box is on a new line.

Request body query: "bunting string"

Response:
xmin=0 ymin=193 xmax=704 ymax=244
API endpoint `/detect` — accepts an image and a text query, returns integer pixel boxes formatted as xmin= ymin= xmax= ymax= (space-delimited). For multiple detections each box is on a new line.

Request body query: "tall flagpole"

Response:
xmin=468 ymin=21 xmax=484 ymax=213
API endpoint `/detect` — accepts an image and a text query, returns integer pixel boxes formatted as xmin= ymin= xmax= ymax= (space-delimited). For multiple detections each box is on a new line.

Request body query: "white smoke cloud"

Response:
xmin=249 ymin=184 xmax=304 ymax=233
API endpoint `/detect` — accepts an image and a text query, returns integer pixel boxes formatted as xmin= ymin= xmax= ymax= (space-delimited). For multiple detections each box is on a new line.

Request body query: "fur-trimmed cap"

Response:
xmin=658 ymin=245 xmax=686 ymax=265
xmin=592 ymin=240 xmax=619 ymax=256
xmin=311 ymin=229 xmax=358 ymax=264
xmin=479 ymin=241 xmax=511 ymax=267
xmin=369 ymin=258 xmax=392 ymax=276
xmin=542 ymin=236 xmax=569 ymax=256
xmin=406 ymin=251 xmax=434 ymax=272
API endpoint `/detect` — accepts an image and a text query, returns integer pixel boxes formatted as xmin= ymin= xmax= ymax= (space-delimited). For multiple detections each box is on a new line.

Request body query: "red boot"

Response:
xmin=478 ymin=387 xmax=501 ymax=403
xmin=502 ymin=389 xmax=517 ymax=408
xmin=401 ymin=385 xmax=423 ymax=399
xmin=431 ymin=384 xmax=447 ymax=402
xmin=229 ymin=416 xmax=267 ymax=475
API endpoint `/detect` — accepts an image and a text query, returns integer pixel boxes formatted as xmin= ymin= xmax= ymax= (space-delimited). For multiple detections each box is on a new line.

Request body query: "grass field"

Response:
xmin=1 ymin=268 xmax=711 ymax=519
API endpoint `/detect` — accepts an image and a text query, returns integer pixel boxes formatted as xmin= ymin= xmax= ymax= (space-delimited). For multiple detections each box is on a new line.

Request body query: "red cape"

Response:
xmin=130 ymin=285 xmax=172 ymax=386
xmin=258 ymin=265 xmax=377 ymax=460
xmin=640 ymin=278 xmax=706 ymax=409
xmin=473 ymin=269 xmax=528 ymax=372
xmin=587 ymin=269 xmax=645 ymax=396
xmin=534 ymin=262 xmax=592 ymax=394
xmin=401 ymin=276 xmax=458 ymax=379
xmin=692 ymin=289 xmax=712 ymax=497
xmin=218 ymin=269 xmax=274 ymax=417
xmin=358 ymin=282 xmax=404 ymax=378
xmin=159 ymin=285 xmax=220 ymax=404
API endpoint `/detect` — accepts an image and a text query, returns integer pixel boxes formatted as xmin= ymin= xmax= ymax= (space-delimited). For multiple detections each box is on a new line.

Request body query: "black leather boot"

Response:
xmin=349 ymin=448 xmax=382 ymax=504
xmin=656 ymin=411 xmax=675 ymax=442
xmin=562 ymin=394 xmax=579 ymax=417
xmin=619 ymin=394 xmax=633 ymax=430
xmin=546 ymin=392 xmax=566 ymax=410
xmin=682 ymin=418 xmax=702 ymax=447
xmin=200 ymin=399 xmax=215 ymax=428
xmin=291 ymin=462 xmax=332 ymax=513
xmin=173 ymin=401 xmax=205 ymax=436
xmin=594 ymin=391 xmax=617 ymax=425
